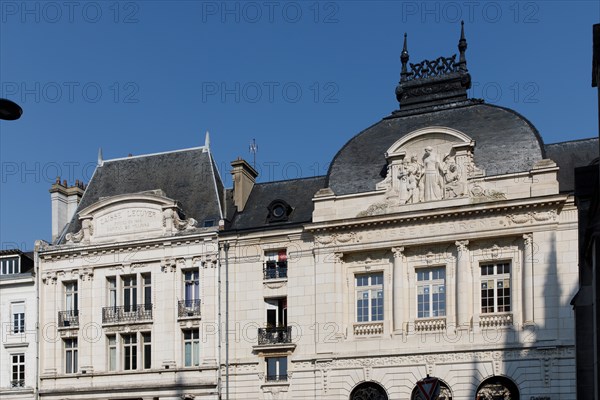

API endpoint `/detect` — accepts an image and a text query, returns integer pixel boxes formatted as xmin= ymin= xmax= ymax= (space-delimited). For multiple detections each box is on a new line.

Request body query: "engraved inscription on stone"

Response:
xmin=95 ymin=207 xmax=161 ymax=237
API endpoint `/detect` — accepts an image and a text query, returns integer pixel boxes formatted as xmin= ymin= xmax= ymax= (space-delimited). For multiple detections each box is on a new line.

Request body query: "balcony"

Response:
xmin=353 ymin=322 xmax=384 ymax=336
xmin=266 ymin=374 xmax=288 ymax=382
xmin=178 ymin=299 xmax=201 ymax=318
xmin=263 ymin=261 xmax=287 ymax=280
xmin=415 ymin=317 xmax=446 ymax=332
xmin=258 ymin=326 xmax=292 ymax=345
xmin=479 ymin=312 xmax=513 ymax=328
xmin=58 ymin=310 xmax=79 ymax=328
xmin=10 ymin=379 xmax=25 ymax=388
xmin=102 ymin=304 xmax=153 ymax=324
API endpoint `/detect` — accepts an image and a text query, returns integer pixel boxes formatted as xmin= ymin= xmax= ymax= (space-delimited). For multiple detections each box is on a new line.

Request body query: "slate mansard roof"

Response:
xmin=225 ymin=176 xmax=327 ymax=232
xmin=326 ymin=102 xmax=549 ymax=196
xmin=59 ymin=147 xmax=224 ymax=244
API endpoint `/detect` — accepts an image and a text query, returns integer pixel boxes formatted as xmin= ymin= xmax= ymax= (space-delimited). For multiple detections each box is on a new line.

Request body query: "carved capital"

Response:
xmin=161 ymin=258 xmax=176 ymax=273
xmin=455 ymin=240 xmax=469 ymax=252
xmin=391 ymin=247 xmax=404 ymax=259
xmin=333 ymin=252 xmax=344 ymax=263
xmin=42 ymin=271 xmax=57 ymax=285
xmin=523 ymin=233 xmax=533 ymax=247
xmin=80 ymin=267 xmax=94 ymax=281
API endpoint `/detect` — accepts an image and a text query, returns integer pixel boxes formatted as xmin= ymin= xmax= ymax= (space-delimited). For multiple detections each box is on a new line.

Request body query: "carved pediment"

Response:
xmin=66 ymin=192 xmax=197 ymax=244
xmin=361 ymin=127 xmax=503 ymax=217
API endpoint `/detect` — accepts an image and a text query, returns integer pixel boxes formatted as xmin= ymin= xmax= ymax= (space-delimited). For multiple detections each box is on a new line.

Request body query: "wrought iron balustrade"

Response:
xmin=58 ymin=310 xmax=79 ymax=328
xmin=102 ymin=304 xmax=153 ymax=324
xmin=266 ymin=374 xmax=288 ymax=382
xmin=258 ymin=326 xmax=292 ymax=345
xmin=178 ymin=299 xmax=201 ymax=318
xmin=10 ymin=379 xmax=25 ymax=388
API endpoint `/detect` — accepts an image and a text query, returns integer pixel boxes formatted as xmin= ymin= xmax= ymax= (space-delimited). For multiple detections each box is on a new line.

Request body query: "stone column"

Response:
xmin=455 ymin=240 xmax=470 ymax=328
xmin=522 ymin=233 xmax=534 ymax=324
xmin=392 ymin=247 xmax=404 ymax=333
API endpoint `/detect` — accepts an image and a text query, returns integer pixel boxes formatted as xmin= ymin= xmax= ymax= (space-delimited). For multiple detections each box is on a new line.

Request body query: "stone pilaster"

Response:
xmin=455 ymin=240 xmax=470 ymax=328
xmin=391 ymin=247 xmax=404 ymax=333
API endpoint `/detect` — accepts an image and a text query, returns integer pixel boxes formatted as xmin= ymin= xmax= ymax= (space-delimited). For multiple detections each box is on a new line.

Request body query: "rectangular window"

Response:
xmin=1 ymin=256 xmax=20 ymax=275
xmin=266 ymin=357 xmax=288 ymax=381
xmin=481 ymin=262 xmax=511 ymax=313
xmin=142 ymin=273 xmax=152 ymax=311
xmin=184 ymin=269 xmax=200 ymax=305
xmin=123 ymin=333 xmax=137 ymax=370
xmin=264 ymin=250 xmax=288 ymax=279
xmin=416 ymin=267 xmax=446 ymax=318
xmin=183 ymin=329 xmax=200 ymax=367
xmin=355 ymin=273 xmax=384 ymax=322
xmin=108 ymin=335 xmax=117 ymax=371
xmin=142 ymin=332 xmax=151 ymax=369
xmin=11 ymin=353 xmax=25 ymax=387
xmin=11 ymin=302 xmax=25 ymax=334
xmin=123 ymin=276 xmax=137 ymax=313
xmin=65 ymin=338 xmax=78 ymax=374
xmin=65 ymin=281 xmax=78 ymax=312
xmin=108 ymin=277 xmax=117 ymax=307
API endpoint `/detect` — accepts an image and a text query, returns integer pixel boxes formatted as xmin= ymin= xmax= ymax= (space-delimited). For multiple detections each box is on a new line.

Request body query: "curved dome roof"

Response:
xmin=326 ymin=101 xmax=545 ymax=196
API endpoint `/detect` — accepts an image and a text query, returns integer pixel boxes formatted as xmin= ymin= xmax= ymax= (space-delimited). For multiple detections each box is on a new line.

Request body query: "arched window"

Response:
xmin=411 ymin=379 xmax=453 ymax=400
xmin=476 ymin=376 xmax=519 ymax=400
xmin=350 ymin=382 xmax=388 ymax=400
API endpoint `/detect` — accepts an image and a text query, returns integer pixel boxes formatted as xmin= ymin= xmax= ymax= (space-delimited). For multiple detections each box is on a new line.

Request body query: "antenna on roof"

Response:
xmin=249 ymin=138 xmax=258 ymax=169
xmin=204 ymin=130 xmax=210 ymax=153
xmin=98 ymin=147 xmax=103 ymax=166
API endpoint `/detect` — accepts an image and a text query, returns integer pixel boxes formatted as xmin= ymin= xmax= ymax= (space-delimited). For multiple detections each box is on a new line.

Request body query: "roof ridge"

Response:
xmin=104 ymin=146 xmax=207 ymax=163
xmin=254 ymin=175 xmax=327 ymax=186
xmin=546 ymin=137 xmax=599 ymax=145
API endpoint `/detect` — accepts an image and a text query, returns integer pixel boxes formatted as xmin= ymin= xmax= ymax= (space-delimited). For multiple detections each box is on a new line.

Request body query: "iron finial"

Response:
xmin=458 ymin=21 xmax=468 ymax=71
xmin=400 ymin=33 xmax=410 ymax=81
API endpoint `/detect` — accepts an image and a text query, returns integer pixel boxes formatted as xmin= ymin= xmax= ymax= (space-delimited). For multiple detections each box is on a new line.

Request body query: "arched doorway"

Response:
xmin=476 ymin=376 xmax=519 ymax=400
xmin=410 ymin=379 xmax=453 ymax=400
xmin=350 ymin=382 xmax=388 ymax=400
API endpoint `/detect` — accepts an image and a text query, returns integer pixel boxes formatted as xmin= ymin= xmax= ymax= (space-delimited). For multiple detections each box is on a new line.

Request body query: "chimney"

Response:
xmin=49 ymin=177 xmax=86 ymax=243
xmin=230 ymin=158 xmax=258 ymax=212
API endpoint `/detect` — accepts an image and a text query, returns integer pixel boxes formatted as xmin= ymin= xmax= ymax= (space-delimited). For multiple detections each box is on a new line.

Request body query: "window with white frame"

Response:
xmin=142 ymin=332 xmax=151 ymax=369
xmin=107 ymin=335 xmax=117 ymax=371
xmin=11 ymin=302 xmax=25 ymax=334
xmin=264 ymin=250 xmax=288 ymax=279
xmin=65 ymin=281 xmax=78 ymax=312
xmin=1 ymin=256 xmax=20 ymax=275
xmin=10 ymin=353 xmax=25 ymax=387
xmin=64 ymin=338 xmax=78 ymax=374
xmin=122 ymin=333 xmax=137 ymax=370
xmin=142 ymin=274 xmax=152 ymax=311
xmin=480 ymin=262 xmax=511 ymax=313
xmin=107 ymin=277 xmax=117 ymax=308
xmin=266 ymin=356 xmax=287 ymax=381
xmin=123 ymin=276 xmax=137 ymax=312
xmin=183 ymin=329 xmax=200 ymax=367
xmin=416 ymin=267 xmax=446 ymax=318
xmin=183 ymin=269 xmax=200 ymax=306
xmin=355 ymin=273 xmax=384 ymax=323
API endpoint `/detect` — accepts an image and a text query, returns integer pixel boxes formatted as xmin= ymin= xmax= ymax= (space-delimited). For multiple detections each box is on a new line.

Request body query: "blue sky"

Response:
xmin=1 ymin=1 xmax=598 ymax=250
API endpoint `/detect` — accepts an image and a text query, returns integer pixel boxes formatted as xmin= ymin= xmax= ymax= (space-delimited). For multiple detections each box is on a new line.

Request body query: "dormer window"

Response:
xmin=267 ymin=200 xmax=292 ymax=223
xmin=0 ymin=256 xmax=20 ymax=275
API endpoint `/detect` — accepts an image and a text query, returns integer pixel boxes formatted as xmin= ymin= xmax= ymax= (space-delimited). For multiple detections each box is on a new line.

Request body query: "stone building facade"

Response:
xmin=36 ymin=144 xmax=224 ymax=400
xmin=33 ymin=25 xmax=600 ymax=400
xmin=0 ymin=250 xmax=36 ymax=400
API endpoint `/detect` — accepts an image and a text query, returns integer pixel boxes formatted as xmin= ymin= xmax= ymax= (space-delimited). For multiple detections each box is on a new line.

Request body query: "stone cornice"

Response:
xmin=307 ymin=194 xmax=569 ymax=233
xmin=39 ymin=231 xmax=218 ymax=261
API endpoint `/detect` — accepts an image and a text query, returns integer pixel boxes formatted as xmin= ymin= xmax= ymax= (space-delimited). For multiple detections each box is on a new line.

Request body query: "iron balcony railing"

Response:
xmin=258 ymin=326 xmax=292 ymax=345
xmin=10 ymin=379 xmax=25 ymax=388
xmin=102 ymin=304 xmax=153 ymax=324
xmin=263 ymin=261 xmax=287 ymax=279
xmin=266 ymin=374 xmax=288 ymax=382
xmin=178 ymin=299 xmax=201 ymax=318
xmin=58 ymin=310 xmax=79 ymax=328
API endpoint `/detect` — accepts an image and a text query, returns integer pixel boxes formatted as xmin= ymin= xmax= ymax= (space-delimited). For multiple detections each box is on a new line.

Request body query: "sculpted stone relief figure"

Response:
xmin=396 ymin=147 xmax=466 ymax=204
